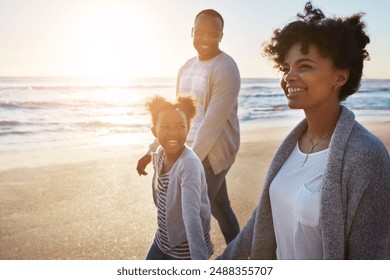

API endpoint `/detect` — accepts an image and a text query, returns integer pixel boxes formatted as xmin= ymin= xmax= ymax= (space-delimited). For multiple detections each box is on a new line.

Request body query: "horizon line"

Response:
xmin=0 ymin=75 xmax=388 ymax=80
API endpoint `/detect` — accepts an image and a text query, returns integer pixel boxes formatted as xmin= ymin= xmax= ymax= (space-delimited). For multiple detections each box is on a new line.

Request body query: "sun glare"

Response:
xmin=70 ymin=4 xmax=159 ymax=84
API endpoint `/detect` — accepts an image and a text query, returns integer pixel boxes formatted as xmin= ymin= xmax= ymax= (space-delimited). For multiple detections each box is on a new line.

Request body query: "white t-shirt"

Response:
xmin=269 ymin=143 xmax=328 ymax=259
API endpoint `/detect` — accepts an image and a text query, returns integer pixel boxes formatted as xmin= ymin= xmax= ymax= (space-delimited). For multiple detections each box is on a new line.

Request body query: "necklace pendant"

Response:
xmin=301 ymin=153 xmax=309 ymax=168
xmin=301 ymin=129 xmax=333 ymax=168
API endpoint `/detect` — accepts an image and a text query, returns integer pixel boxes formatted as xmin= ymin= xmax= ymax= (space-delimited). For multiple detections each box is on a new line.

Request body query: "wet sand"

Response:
xmin=0 ymin=120 xmax=389 ymax=259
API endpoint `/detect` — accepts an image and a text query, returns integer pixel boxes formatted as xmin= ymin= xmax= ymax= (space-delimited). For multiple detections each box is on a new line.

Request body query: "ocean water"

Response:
xmin=1 ymin=76 xmax=389 ymax=151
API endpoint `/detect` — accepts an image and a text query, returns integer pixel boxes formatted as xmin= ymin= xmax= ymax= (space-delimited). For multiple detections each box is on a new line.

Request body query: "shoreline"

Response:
xmin=1 ymin=114 xmax=388 ymax=172
xmin=0 ymin=119 xmax=389 ymax=259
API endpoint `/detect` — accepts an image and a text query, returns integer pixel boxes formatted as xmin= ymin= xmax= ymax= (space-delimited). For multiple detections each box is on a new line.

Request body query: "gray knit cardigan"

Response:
xmin=219 ymin=106 xmax=390 ymax=259
xmin=151 ymin=145 xmax=212 ymax=259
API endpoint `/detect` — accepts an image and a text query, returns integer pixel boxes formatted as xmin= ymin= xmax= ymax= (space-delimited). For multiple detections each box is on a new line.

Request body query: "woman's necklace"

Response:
xmin=301 ymin=129 xmax=333 ymax=167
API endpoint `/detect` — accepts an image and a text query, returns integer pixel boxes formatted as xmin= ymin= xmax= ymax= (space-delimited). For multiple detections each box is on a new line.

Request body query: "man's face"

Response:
xmin=192 ymin=14 xmax=223 ymax=60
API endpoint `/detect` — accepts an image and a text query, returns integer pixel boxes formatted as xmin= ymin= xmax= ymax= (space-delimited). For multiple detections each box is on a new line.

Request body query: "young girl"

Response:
xmin=145 ymin=95 xmax=213 ymax=260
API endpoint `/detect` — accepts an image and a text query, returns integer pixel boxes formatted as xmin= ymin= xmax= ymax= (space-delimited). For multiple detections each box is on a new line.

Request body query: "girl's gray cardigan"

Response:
xmin=219 ymin=106 xmax=390 ymax=259
xmin=151 ymin=145 xmax=211 ymax=259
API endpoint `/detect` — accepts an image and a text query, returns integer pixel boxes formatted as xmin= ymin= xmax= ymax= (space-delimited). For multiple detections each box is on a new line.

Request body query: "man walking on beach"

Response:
xmin=137 ymin=9 xmax=241 ymax=245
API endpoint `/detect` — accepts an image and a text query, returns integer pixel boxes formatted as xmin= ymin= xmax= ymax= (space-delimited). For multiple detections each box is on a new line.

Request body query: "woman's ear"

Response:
xmin=151 ymin=127 xmax=157 ymax=138
xmin=336 ymin=69 xmax=350 ymax=87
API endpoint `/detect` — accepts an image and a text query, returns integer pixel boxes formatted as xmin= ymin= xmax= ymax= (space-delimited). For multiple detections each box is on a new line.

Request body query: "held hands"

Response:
xmin=136 ymin=154 xmax=152 ymax=176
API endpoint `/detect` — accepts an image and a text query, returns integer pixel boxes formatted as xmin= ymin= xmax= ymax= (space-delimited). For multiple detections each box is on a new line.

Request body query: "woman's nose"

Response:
xmin=283 ymin=69 xmax=297 ymax=82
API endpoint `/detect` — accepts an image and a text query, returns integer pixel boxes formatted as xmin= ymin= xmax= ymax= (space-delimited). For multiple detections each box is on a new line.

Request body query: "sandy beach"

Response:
xmin=0 ymin=119 xmax=389 ymax=260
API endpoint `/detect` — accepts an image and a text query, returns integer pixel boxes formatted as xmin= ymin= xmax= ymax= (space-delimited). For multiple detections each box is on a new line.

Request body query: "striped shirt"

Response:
xmin=155 ymin=154 xmax=213 ymax=259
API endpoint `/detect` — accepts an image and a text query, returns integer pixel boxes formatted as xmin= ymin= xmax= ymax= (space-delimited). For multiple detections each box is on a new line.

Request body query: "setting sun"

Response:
xmin=70 ymin=4 xmax=160 ymax=82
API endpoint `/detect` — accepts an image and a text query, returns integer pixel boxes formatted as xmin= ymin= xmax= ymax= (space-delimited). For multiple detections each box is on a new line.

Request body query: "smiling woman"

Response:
xmin=70 ymin=4 xmax=159 ymax=82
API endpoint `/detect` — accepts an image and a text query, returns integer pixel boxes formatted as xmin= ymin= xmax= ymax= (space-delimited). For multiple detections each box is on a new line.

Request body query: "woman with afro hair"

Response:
xmin=218 ymin=2 xmax=390 ymax=259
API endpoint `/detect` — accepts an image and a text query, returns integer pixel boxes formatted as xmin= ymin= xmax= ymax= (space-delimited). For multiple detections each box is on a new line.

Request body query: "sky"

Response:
xmin=0 ymin=0 xmax=389 ymax=79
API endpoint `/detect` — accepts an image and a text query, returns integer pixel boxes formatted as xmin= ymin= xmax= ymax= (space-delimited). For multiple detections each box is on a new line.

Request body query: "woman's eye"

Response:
xmin=299 ymin=64 xmax=311 ymax=70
